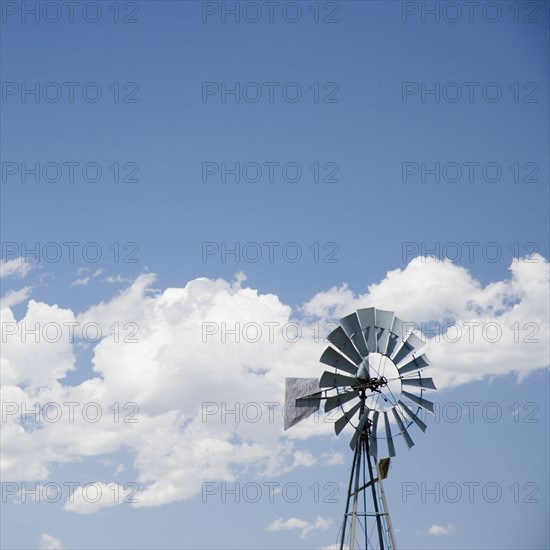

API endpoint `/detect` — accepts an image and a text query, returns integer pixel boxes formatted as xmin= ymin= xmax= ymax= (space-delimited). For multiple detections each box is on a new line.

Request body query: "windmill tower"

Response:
xmin=284 ymin=308 xmax=436 ymax=550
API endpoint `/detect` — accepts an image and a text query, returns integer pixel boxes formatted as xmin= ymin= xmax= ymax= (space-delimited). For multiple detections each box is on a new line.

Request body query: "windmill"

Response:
xmin=284 ymin=307 xmax=436 ymax=550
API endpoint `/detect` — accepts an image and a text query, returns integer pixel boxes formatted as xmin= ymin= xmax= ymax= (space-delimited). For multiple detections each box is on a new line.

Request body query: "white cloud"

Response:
xmin=71 ymin=268 xmax=104 ymax=287
xmin=64 ymin=482 xmax=136 ymax=514
xmin=266 ymin=516 xmax=333 ymax=539
xmin=1 ymin=257 xmax=548 ymax=510
xmin=1 ymin=273 xmax=321 ymax=506
xmin=105 ymin=274 xmax=132 ymax=284
xmin=0 ymin=259 xmax=33 ymax=279
xmin=425 ymin=523 xmax=457 ymax=536
xmin=38 ymin=533 xmax=63 ymax=549
xmin=321 ymin=451 xmax=345 ymax=466
xmin=292 ymin=450 xmax=316 ymax=467
xmin=0 ymin=286 xmax=31 ymax=309
xmin=0 ymin=299 xmax=77 ymax=388
xmin=303 ymin=255 xmax=550 ymax=388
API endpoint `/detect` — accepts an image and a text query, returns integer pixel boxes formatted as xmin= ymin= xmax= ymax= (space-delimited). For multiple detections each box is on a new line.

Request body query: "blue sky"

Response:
xmin=1 ymin=1 xmax=549 ymax=549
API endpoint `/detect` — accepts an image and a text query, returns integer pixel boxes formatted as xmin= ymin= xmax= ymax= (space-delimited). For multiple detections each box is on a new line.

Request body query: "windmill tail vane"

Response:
xmin=283 ymin=307 xmax=437 ymax=550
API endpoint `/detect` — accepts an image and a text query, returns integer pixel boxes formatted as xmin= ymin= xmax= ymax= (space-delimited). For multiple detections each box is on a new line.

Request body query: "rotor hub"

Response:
xmin=365 ymin=375 xmax=388 ymax=390
xmin=361 ymin=353 xmax=402 ymax=413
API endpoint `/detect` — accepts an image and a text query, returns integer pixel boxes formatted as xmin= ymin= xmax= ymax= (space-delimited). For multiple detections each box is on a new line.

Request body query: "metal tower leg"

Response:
xmin=349 ymin=436 xmax=363 ymax=550
xmin=365 ymin=443 xmax=385 ymax=550
xmin=339 ymin=427 xmax=398 ymax=549
xmin=378 ymin=473 xmax=397 ymax=550
xmin=338 ymin=390 xmax=398 ymax=550
xmin=339 ymin=439 xmax=360 ymax=550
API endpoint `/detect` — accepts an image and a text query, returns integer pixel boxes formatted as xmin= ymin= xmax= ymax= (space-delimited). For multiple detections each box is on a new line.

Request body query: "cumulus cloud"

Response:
xmin=266 ymin=516 xmax=333 ymax=539
xmin=321 ymin=450 xmax=344 ymax=466
xmin=1 ymin=273 xmax=321 ymax=506
xmin=303 ymin=255 xmax=549 ymax=388
xmin=38 ymin=533 xmax=63 ymax=549
xmin=1 ymin=257 xmax=548 ymax=510
xmin=421 ymin=523 xmax=457 ymax=536
xmin=64 ymin=482 xmax=137 ymax=514
xmin=0 ymin=286 xmax=31 ymax=309
xmin=0 ymin=299 xmax=77 ymax=387
xmin=0 ymin=258 xmax=33 ymax=279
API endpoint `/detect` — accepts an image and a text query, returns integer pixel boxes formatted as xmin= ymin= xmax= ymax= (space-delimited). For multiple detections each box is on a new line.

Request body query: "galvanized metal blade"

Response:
xmin=319 ymin=370 xmax=357 ymax=388
xmin=357 ymin=307 xmax=377 ymax=353
xmin=386 ymin=317 xmax=406 ymax=357
xmin=392 ymin=407 xmax=415 ymax=449
xmin=375 ymin=309 xmax=395 ymax=355
xmin=402 ymin=377 xmax=437 ymax=390
xmin=368 ymin=411 xmax=379 ymax=458
xmin=356 ymin=357 xmax=371 ymax=381
xmin=384 ymin=411 xmax=396 ymax=457
xmin=340 ymin=312 xmax=368 ymax=357
xmin=402 ymin=390 xmax=435 ymax=413
xmin=325 ymin=390 xmax=359 ymax=413
xmin=335 ymin=401 xmax=362 ymax=435
xmin=320 ymin=346 xmax=358 ymax=375
xmin=326 ymin=326 xmax=363 ymax=365
xmin=350 ymin=409 xmax=370 ymax=450
xmin=392 ymin=332 xmax=425 ymax=365
xmin=398 ymin=353 xmax=431 ymax=375
xmin=398 ymin=400 xmax=427 ymax=432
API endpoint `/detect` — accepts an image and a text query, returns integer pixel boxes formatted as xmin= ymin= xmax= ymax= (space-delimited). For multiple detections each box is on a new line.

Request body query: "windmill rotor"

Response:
xmin=286 ymin=307 xmax=436 ymax=456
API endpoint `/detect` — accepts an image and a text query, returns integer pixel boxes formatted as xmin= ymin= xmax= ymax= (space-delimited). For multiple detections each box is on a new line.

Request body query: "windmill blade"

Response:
xmin=368 ymin=411 xmax=379 ymax=457
xmin=357 ymin=307 xmax=377 ymax=353
xmin=319 ymin=370 xmax=357 ymax=388
xmin=335 ymin=401 xmax=362 ymax=435
xmin=392 ymin=407 xmax=415 ymax=449
xmin=398 ymin=400 xmax=427 ymax=432
xmin=320 ymin=346 xmax=359 ymax=375
xmin=386 ymin=317 xmax=406 ymax=357
xmin=340 ymin=312 xmax=368 ymax=357
xmin=325 ymin=390 xmax=359 ymax=413
xmin=402 ymin=377 xmax=437 ymax=390
xmin=398 ymin=353 xmax=431 ymax=375
xmin=375 ymin=309 xmax=395 ymax=355
xmin=356 ymin=359 xmax=370 ymax=382
xmin=326 ymin=326 xmax=363 ymax=365
xmin=392 ymin=332 xmax=426 ymax=365
xmin=350 ymin=409 xmax=370 ymax=450
xmin=384 ymin=411 xmax=396 ymax=457
xmin=402 ymin=390 xmax=435 ymax=413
